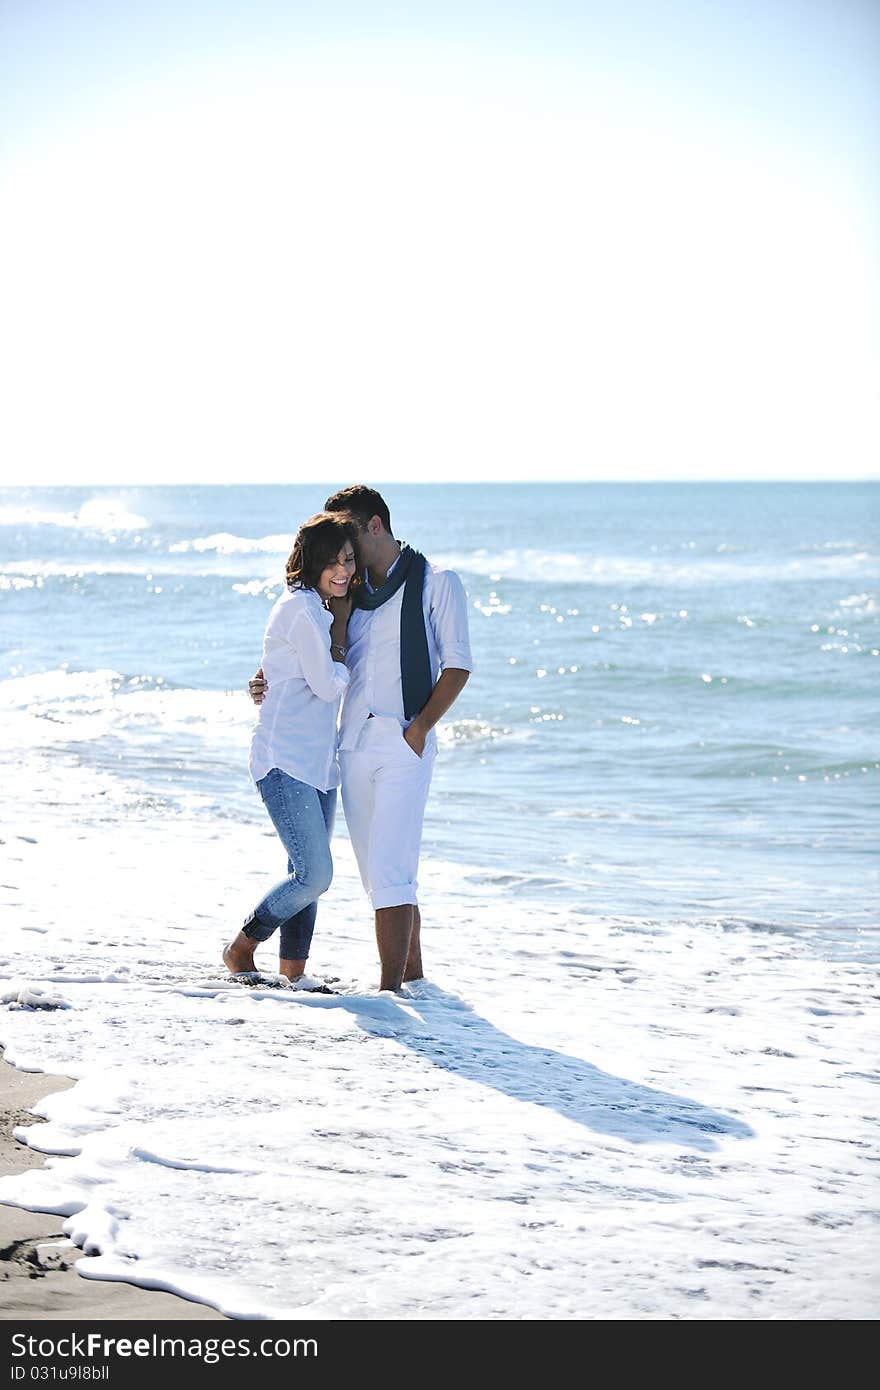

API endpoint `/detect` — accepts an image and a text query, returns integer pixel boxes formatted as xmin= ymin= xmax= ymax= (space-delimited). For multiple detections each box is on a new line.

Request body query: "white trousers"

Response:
xmin=339 ymin=716 xmax=436 ymax=910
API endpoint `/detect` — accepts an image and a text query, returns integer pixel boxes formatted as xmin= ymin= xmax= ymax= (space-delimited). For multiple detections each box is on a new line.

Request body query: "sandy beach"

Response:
xmin=0 ymin=1053 xmax=226 ymax=1321
xmin=2 ymin=824 xmax=877 ymax=1320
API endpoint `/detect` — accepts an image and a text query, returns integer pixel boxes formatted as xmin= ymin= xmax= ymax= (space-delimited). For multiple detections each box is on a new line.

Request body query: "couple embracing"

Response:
xmin=223 ymin=485 xmax=473 ymax=993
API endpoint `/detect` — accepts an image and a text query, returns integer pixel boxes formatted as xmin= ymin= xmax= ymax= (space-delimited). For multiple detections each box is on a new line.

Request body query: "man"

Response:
xmin=251 ymin=485 xmax=472 ymax=992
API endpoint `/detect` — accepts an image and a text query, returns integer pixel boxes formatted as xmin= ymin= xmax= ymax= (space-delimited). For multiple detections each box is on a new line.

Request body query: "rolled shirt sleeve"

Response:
xmin=428 ymin=569 xmax=474 ymax=673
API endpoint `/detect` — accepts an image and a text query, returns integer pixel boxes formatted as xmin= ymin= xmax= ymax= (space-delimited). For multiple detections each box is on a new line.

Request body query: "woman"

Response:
xmin=223 ymin=512 xmax=357 ymax=987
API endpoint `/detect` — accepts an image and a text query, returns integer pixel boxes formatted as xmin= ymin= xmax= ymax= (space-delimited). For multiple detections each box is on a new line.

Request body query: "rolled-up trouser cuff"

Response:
xmin=242 ymin=911 xmax=275 ymax=943
xmin=371 ymin=884 xmax=418 ymax=910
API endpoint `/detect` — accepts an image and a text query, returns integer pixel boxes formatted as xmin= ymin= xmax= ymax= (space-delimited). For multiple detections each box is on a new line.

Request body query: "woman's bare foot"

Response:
xmin=223 ymin=931 xmax=259 ymax=975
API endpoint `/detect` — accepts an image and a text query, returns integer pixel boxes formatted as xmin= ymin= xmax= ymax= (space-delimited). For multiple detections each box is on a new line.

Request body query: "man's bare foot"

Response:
xmin=278 ymin=958 xmax=306 ymax=981
xmin=223 ymin=931 xmax=258 ymax=975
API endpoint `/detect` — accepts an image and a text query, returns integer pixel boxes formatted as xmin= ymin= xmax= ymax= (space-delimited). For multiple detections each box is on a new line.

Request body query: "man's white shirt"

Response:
xmin=338 ymin=557 xmax=473 ymax=754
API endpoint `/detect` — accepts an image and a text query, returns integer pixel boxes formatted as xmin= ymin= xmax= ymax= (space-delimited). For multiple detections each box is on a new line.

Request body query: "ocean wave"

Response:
xmin=0 ymin=669 xmax=253 ymax=750
xmin=835 ymin=593 xmax=877 ymax=617
xmin=0 ymin=560 xmax=283 ymax=583
xmin=169 ymin=532 xmax=293 ymax=556
xmin=232 ymin=578 xmax=284 ymax=597
xmin=0 ymin=667 xmax=127 ymax=710
xmin=0 ymin=497 xmax=148 ymax=532
xmin=797 ymin=539 xmax=865 ymax=552
xmin=1 ymin=560 xmax=160 ymax=579
xmin=434 ymin=547 xmax=880 ymax=585
xmin=0 ymin=672 xmax=510 ymax=758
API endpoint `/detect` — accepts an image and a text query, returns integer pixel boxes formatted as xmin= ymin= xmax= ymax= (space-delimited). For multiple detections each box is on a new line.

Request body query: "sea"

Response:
xmin=1 ymin=481 xmax=877 ymax=955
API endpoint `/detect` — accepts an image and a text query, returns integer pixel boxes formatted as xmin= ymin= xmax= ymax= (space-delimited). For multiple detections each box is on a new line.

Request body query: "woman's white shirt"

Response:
xmin=249 ymin=586 xmax=349 ymax=792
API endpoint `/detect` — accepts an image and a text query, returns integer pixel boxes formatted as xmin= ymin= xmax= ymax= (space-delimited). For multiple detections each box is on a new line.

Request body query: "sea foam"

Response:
xmin=0 ymin=498 xmax=148 ymax=532
xmin=436 ymin=546 xmax=880 ymax=585
xmin=169 ymin=532 xmax=293 ymax=555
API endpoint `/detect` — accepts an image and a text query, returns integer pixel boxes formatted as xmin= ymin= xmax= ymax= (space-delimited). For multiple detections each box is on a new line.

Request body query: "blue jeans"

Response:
xmin=244 ymin=769 xmax=337 ymax=960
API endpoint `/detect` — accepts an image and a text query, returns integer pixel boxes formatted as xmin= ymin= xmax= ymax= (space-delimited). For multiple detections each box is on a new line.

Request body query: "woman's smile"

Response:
xmin=317 ymin=546 xmax=357 ymax=600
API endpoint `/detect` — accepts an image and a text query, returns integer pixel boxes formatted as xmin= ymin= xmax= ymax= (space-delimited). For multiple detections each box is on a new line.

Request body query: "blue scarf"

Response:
xmin=354 ymin=545 xmax=432 ymax=718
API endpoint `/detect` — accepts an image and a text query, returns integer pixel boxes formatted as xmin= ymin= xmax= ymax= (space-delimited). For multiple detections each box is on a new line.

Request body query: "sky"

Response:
xmin=1 ymin=0 xmax=878 ymax=485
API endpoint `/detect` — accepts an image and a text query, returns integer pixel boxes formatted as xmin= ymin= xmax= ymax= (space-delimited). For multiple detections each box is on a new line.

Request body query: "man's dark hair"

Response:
xmin=286 ymin=513 xmax=358 ymax=591
xmin=324 ymin=485 xmax=392 ymax=534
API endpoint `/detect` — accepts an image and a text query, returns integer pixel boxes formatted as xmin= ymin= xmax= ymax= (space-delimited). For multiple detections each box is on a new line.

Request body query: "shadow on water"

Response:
xmin=330 ymin=984 xmax=753 ymax=1153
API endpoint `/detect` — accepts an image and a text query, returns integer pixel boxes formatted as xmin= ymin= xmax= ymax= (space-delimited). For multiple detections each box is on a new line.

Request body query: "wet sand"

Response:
xmin=0 ymin=1054 xmax=226 ymax=1321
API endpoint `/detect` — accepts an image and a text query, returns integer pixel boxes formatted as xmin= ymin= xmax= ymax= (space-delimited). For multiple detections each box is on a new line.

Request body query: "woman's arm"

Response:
xmin=292 ymin=606 xmax=350 ymax=703
xmin=328 ymin=593 xmax=352 ymax=666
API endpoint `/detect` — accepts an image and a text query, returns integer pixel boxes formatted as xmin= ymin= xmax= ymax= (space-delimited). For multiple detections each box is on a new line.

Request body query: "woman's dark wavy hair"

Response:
xmin=286 ymin=513 xmax=359 ymax=592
